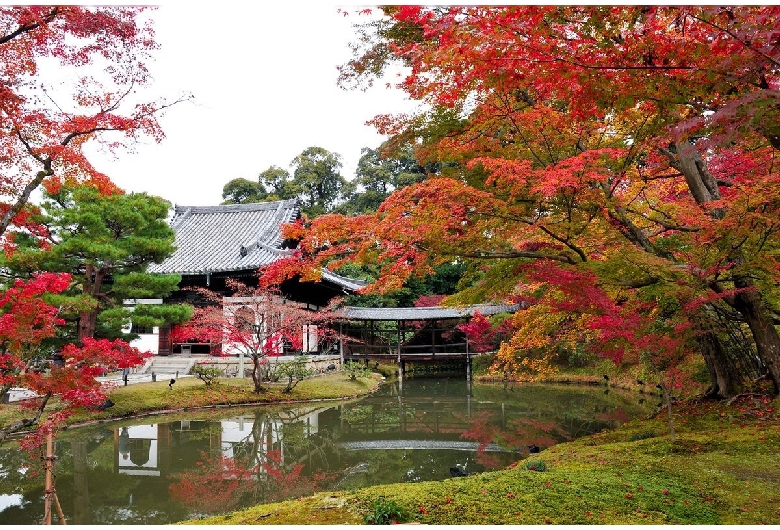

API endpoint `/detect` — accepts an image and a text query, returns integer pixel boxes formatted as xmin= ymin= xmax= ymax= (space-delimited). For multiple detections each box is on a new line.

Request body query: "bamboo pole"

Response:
xmin=43 ymin=431 xmax=67 ymax=525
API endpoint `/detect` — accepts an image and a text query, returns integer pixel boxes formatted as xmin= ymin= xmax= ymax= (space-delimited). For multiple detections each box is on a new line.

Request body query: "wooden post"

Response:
xmin=339 ymin=321 xmax=344 ymax=366
xmin=466 ymin=336 xmax=471 ymax=382
xmin=43 ymin=431 xmax=66 ymax=525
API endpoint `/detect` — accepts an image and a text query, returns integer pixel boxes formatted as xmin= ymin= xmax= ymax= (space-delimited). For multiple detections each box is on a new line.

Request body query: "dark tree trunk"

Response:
xmin=664 ymin=140 xmax=779 ymax=394
xmin=695 ymin=326 xmax=741 ymax=398
xmin=251 ymin=355 xmax=266 ymax=394
xmin=731 ymin=279 xmax=780 ymax=393
xmin=77 ymin=311 xmax=97 ymax=342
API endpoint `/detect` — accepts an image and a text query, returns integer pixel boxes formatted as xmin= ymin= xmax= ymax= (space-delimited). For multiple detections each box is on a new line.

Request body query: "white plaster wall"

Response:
xmin=131 ymin=329 xmax=159 ymax=355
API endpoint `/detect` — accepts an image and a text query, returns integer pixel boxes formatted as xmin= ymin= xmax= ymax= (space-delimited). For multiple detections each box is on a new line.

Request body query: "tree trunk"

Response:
xmin=251 ymin=356 xmax=266 ymax=394
xmin=77 ymin=266 xmax=105 ymax=342
xmin=664 ymin=140 xmax=778 ymax=393
xmin=695 ymin=326 xmax=741 ymax=398
xmin=77 ymin=311 xmax=97 ymax=342
xmin=730 ymin=278 xmax=780 ymax=393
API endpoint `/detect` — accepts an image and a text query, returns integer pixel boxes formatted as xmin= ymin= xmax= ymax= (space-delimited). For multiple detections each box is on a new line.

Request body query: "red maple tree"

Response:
xmin=0 ymin=273 xmax=149 ymax=443
xmin=174 ymin=278 xmax=339 ymax=394
xmin=0 ymin=6 xmax=184 ymax=444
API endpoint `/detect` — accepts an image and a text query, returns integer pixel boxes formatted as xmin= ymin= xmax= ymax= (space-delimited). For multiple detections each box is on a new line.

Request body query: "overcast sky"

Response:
xmin=86 ymin=5 xmax=416 ymax=207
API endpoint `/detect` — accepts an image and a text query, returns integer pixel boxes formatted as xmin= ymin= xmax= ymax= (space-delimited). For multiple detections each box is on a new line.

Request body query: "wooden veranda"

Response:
xmin=336 ymin=304 xmax=518 ymax=378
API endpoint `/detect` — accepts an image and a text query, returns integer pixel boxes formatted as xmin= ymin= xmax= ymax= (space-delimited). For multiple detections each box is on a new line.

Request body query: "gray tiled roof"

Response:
xmin=321 ymin=269 xmax=368 ymax=291
xmin=148 ymin=201 xmax=300 ymax=275
xmin=337 ymin=304 xmax=520 ymax=321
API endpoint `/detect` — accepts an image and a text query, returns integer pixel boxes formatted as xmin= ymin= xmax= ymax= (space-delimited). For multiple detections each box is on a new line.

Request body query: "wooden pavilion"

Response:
xmin=143 ymin=199 xmax=518 ymax=371
xmin=336 ymin=304 xmax=519 ymax=378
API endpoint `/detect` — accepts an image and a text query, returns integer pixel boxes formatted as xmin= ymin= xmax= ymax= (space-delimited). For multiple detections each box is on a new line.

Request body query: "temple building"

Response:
xmin=135 ymin=200 xmax=365 ymax=356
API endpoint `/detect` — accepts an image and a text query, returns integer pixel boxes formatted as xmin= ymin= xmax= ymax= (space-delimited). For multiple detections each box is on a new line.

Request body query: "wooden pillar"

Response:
xmin=431 ymin=320 xmax=437 ymax=358
xmin=466 ymin=336 xmax=471 ymax=382
xmin=397 ymin=320 xmax=402 ymax=364
xmin=339 ymin=321 xmax=344 ymax=365
xmin=43 ymin=431 xmax=66 ymax=525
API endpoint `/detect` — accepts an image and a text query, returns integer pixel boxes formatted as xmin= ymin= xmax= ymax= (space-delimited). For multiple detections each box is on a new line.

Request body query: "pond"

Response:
xmin=0 ymin=377 xmax=654 ymax=525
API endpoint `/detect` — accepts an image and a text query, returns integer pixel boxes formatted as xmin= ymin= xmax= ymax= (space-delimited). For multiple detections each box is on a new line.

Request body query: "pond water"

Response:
xmin=0 ymin=378 xmax=653 ymax=525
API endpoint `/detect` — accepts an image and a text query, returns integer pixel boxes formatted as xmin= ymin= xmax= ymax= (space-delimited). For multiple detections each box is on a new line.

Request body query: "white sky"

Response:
xmin=86 ymin=4 xmax=416 ymax=207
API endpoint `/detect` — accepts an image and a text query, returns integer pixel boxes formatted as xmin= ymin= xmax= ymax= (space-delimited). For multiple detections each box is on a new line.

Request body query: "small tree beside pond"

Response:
xmin=342 ymin=361 xmax=372 ymax=380
xmin=276 ymin=355 xmax=313 ymax=393
xmin=174 ymin=278 xmax=338 ymax=394
xmin=190 ymin=364 xmax=223 ymax=386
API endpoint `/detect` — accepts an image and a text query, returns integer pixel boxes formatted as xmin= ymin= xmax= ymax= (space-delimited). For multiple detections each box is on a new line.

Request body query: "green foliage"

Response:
xmin=221 ymin=177 xmax=265 ymax=204
xmin=1 ymin=183 xmax=192 ymax=342
xmin=524 ymin=460 xmax=547 ymax=471
xmin=470 ymin=353 xmax=495 ymax=376
xmin=342 ymin=361 xmax=372 ymax=380
xmin=290 ymin=146 xmax=347 ymax=217
xmin=342 ymin=261 xmax=467 ymax=307
xmin=276 ymin=355 xmax=314 ymax=393
xmin=334 ymin=143 xmax=428 ymax=215
xmin=190 ymin=365 xmax=223 ymax=386
xmin=258 ymin=165 xmax=293 ymax=200
xmin=363 ymin=497 xmax=408 ymax=525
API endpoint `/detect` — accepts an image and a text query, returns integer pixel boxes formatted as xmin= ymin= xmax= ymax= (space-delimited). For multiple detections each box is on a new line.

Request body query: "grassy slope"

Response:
xmin=183 ymin=392 xmax=780 ymax=525
xmin=1 ymin=373 xmax=383 ymax=432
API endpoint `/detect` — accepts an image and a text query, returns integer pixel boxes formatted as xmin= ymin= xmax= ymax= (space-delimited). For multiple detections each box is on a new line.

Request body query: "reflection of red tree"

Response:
xmin=169 ymin=450 xmax=340 ymax=514
xmin=460 ymin=413 xmax=496 ymax=453
xmin=168 ymin=452 xmax=257 ymax=514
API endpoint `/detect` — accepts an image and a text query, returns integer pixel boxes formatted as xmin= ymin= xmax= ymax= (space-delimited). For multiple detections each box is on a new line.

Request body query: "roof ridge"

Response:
xmin=174 ymin=200 xmax=297 ymax=215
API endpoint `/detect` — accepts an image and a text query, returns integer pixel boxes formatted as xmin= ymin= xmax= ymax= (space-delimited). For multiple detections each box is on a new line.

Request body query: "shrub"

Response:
xmin=190 ymin=365 xmax=223 ymax=385
xmin=276 ymin=355 xmax=313 ymax=393
xmin=364 ymin=497 xmax=408 ymax=525
xmin=342 ymin=361 xmax=372 ymax=380
xmin=524 ymin=460 xmax=547 ymax=472
xmin=470 ymin=353 xmax=495 ymax=376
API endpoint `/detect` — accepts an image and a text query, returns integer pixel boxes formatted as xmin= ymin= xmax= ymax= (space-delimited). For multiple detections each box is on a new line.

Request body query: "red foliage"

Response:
xmin=1 ymin=273 xmax=149 ymax=446
xmin=457 ymin=312 xmax=497 ymax=353
xmin=0 ymin=6 xmax=190 ymax=243
xmin=176 ymin=279 xmax=338 ymax=392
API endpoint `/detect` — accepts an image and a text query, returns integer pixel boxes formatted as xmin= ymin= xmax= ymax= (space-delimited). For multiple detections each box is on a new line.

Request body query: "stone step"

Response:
xmin=140 ymin=356 xmax=197 ymax=375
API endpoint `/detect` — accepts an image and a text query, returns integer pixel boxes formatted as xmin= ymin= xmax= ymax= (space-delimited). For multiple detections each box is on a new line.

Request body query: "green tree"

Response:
xmin=289 ymin=146 xmax=347 ymax=216
xmin=335 ymin=144 xmax=428 ymax=215
xmin=258 ymin=165 xmax=293 ymax=201
xmin=2 ymin=183 xmax=192 ymax=344
xmin=222 ymin=178 xmax=264 ymax=204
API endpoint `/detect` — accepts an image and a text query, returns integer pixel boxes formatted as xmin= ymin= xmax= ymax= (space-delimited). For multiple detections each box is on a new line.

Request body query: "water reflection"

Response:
xmin=0 ymin=378 xmax=653 ymax=525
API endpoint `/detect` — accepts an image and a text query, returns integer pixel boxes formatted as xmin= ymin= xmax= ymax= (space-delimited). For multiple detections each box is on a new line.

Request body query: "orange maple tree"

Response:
xmin=272 ymin=6 xmax=780 ymax=398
